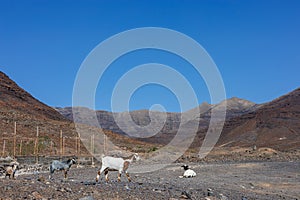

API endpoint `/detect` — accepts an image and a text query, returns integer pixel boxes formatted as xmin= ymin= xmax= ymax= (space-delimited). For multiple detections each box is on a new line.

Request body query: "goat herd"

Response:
xmin=1 ymin=153 xmax=196 ymax=182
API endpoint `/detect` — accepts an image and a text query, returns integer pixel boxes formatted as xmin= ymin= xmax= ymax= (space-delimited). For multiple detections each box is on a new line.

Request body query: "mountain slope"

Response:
xmin=0 ymin=72 xmax=67 ymax=121
xmin=57 ymin=95 xmax=259 ymax=146
xmin=57 ymin=97 xmax=257 ymax=136
xmin=0 ymin=71 xmax=79 ymax=155
xmin=57 ymin=88 xmax=300 ymax=151
xmin=0 ymin=71 xmax=155 ymax=156
xmin=217 ymin=88 xmax=300 ymax=150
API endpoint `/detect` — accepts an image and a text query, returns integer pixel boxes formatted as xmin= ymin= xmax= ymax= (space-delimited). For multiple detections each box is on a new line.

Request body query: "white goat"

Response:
xmin=49 ymin=157 xmax=76 ymax=179
xmin=96 ymin=153 xmax=140 ymax=182
xmin=181 ymin=164 xmax=196 ymax=178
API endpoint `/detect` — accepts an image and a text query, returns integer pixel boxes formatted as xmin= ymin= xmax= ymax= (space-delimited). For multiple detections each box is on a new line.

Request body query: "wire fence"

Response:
xmin=0 ymin=122 xmax=106 ymax=166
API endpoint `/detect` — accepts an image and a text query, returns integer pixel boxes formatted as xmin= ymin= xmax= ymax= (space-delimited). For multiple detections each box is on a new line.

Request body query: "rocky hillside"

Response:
xmin=2 ymin=70 xmax=299 ymax=156
xmin=0 ymin=71 xmax=78 ymax=155
xmin=217 ymin=87 xmax=300 ymax=150
xmin=0 ymin=71 xmax=157 ymax=156
xmin=57 ymin=88 xmax=300 ymax=151
xmin=0 ymin=72 xmax=67 ymax=122
xmin=57 ymin=96 xmax=258 ymax=146
xmin=57 ymin=97 xmax=257 ymax=137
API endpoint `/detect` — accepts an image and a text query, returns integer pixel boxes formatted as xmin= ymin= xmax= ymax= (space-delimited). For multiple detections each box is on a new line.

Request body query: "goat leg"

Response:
xmin=118 ymin=173 xmax=121 ymax=182
xmin=104 ymin=170 xmax=109 ymax=182
xmin=64 ymin=170 xmax=68 ymax=179
xmin=49 ymin=166 xmax=54 ymax=179
xmin=125 ymin=173 xmax=131 ymax=182
xmin=96 ymin=170 xmax=101 ymax=182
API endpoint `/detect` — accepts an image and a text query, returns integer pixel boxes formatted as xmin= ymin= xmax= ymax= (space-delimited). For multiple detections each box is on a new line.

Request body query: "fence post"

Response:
xmin=78 ymin=133 xmax=81 ymax=156
xmin=75 ymin=136 xmax=78 ymax=155
xmin=50 ymin=140 xmax=53 ymax=156
xmin=62 ymin=136 xmax=65 ymax=156
xmin=34 ymin=126 xmax=39 ymax=164
xmin=91 ymin=134 xmax=95 ymax=167
xmin=13 ymin=122 xmax=16 ymax=158
xmin=2 ymin=140 xmax=6 ymax=157
xmin=60 ymin=130 xmax=63 ymax=159
xmin=77 ymin=134 xmax=81 ymax=168
xmin=104 ymin=134 xmax=107 ymax=154
xmin=19 ymin=140 xmax=23 ymax=156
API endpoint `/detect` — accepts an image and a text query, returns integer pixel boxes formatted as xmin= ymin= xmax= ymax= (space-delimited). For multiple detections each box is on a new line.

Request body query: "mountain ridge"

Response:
xmin=0 ymin=71 xmax=156 ymax=156
xmin=56 ymin=88 xmax=300 ymax=151
xmin=1 ymin=70 xmax=299 ymax=154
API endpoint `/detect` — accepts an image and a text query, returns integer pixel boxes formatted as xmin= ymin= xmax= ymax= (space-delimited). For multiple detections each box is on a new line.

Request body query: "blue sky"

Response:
xmin=0 ymin=0 xmax=300 ymax=112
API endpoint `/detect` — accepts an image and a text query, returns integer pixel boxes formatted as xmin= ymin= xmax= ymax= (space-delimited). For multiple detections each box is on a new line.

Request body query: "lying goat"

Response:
xmin=96 ymin=153 xmax=140 ymax=182
xmin=2 ymin=161 xmax=19 ymax=179
xmin=49 ymin=157 xmax=76 ymax=179
xmin=180 ymin=164 xmax=196 ymax=178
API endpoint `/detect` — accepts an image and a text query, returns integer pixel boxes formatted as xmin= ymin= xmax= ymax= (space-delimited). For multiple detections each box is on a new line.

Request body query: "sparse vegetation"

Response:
xmin=147 ymin=146 xmax=158 ymax=153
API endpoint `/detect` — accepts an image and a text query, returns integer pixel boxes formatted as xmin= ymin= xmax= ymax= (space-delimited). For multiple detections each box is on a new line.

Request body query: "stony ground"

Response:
xmin=0 ymin=161 xmax=299 ymax=200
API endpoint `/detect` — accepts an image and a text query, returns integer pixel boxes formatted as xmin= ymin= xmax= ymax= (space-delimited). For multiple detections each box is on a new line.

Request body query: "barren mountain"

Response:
xmin=57 ymin=96 xmax=258 ymax=145
xmin=0 ymin=72 xmax=67 ymax=122
xmin=57 ymin=97 xmax=257 ymax=134
xmin=0 ymin=71 xmax=79 ymax=155
xmin=2 ymin=70 xmax=299 ymax=157
xmin=57 ymin=88 xmax=300 ymax=151
xmin=217 ymin=87 xmax=300 ymax=150
xmin=0 ymin=71 xmax=156 ymax=156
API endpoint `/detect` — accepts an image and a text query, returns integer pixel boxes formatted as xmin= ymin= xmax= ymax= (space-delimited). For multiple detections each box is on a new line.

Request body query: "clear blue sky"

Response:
xmin=1 ymin=0 xmax=299 ymax=112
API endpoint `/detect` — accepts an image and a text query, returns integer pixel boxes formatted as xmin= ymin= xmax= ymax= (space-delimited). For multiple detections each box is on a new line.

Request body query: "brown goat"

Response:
xmin=4 ymin=162 xmax=19 ymax=179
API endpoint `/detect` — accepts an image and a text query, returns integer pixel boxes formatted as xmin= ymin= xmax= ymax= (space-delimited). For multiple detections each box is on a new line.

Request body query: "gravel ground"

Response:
xmin=0 ymin=161 xmax=299 ymax=200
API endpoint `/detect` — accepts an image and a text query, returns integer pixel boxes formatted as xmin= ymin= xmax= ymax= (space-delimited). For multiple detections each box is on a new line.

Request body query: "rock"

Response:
xmin=219 ymin=193 xmax=228 ymax=200
xmin=152 ymin=188 xmax=162 ymax=193
xmin=57 ymin=187 xmax=65 ymax=192
xmin=125 ymin=185 xmax=130 ymax=190
xmin=32 ymin=191 xmax=44 ymax=199
xmin=181 ymin=191 xmax=192 ymax=199
xmin=37 ymin=176 xmax=45 ymax=183
xmin=4 ymin=186 xmax=13 ymax=191
xmin=83 ymin=181 xmax=96 ymax=186
xmin=79 ymin=196 xmax=94 ymax=200
xmin=207 ymin=188 xmax=213 ymax=196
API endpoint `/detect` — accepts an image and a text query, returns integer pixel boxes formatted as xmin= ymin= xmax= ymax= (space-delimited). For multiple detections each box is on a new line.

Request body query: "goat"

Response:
xmin=0 ymin=161 xmax=19 ymax=179
xmin=49 ymin=157 xmax=76 ymax=179
xmin=96 ymin=153 xmax=140 ymax=182
xmin=181 ymin=164 xmax=196 ymax=178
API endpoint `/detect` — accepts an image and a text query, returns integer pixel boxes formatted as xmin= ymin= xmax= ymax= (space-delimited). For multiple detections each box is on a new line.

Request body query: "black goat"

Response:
xmin=49 ymin=158 xmax=76 ymax=179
